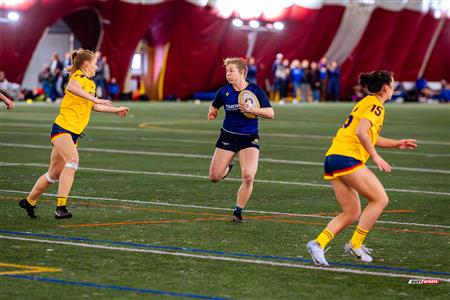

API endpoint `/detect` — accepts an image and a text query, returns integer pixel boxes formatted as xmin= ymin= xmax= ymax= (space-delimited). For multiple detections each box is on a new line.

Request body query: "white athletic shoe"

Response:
xmin=344 ymin=243 xmax=373 ymax=263
xmin=307 ymin=240 xmax=329 ymax=267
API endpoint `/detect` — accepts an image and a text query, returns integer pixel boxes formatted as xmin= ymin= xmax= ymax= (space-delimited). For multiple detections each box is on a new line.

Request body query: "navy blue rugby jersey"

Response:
xmin=211 ymin=83 xmax=271 ymax=134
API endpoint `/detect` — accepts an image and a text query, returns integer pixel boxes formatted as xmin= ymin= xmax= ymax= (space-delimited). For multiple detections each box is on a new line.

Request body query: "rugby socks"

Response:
xmin=26 ymin=197 xmax=37 ymax=206
xmin=233 ymin=206 xmax=243 ymax=216
xmin=315 ymin=229 xmax=335 ymax=249
xmin=350 ymin=226 xmax=369 ymax=249
xmin=57 ymin=196 xmax=67 ymax=207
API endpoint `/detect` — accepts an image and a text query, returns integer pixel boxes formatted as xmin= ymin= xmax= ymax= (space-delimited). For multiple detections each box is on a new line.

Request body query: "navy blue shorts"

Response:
xmin=50 ymin=123 xmax=82 ymax=145
xmin=215 ymin=129 xmax=260 ymax=153
xmin=324 ymin=154 xmax=364 ymax=180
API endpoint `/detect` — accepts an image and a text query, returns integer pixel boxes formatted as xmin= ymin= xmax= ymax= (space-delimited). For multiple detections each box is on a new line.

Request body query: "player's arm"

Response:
xmin=376 ymin=136 xmax=417 ymax=149
xmin=0 ymin=91 xmax=14 ymax=110
xmin=66 ymin=79 xmax=112 ymax=106
xmin=356 ymin=118 xmax=391 ymax=172
xmin=93 ymin=104 xmax=129 ymax=118
xmin=243 ymin=106 xmax=275 ymax=119
xmin=207 ymin=104 xmax=219 ymax=120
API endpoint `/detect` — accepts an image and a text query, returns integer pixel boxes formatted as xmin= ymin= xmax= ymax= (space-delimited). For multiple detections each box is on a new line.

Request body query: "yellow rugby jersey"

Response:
xmin=54 ymin=69 xmax=95 ymax=134
xmin=326 ymin=95 xmax=385 ymax=163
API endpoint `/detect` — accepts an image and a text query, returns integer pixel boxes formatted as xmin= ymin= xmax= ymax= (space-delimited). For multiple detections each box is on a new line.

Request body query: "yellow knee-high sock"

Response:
xmin=350 ymin=226 xmax=369 ymax=248
xmin=57 ymin=196 xmax=67 ymax=207
xmin=315 ymin=229 xmax=335 ymax=249
xmin=26 ymin=197 xmax=37 ymax=206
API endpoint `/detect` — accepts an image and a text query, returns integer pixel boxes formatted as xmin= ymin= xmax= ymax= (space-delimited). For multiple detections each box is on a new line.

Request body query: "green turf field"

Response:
xmin=0 ymin=102 xmax=449 ymax=299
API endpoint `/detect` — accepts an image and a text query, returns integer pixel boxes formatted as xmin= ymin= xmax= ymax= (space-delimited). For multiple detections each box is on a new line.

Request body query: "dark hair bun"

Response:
xmin=71 ymin=50 xmax=78 ymax=61
xmin=359 ymin=70 xmax=392 ymax=93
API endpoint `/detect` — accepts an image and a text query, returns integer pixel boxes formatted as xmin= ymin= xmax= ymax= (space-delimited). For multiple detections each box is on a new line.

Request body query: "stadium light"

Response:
xmin=232 ymin=18 xmax=243 ymax=27
xmin=7 ymin=11 xmax=19 ymax=21
xmin=273 ymin=21 xmax=284 ymax=30
xmin=249 ymin=20 xmax=260 ymax=28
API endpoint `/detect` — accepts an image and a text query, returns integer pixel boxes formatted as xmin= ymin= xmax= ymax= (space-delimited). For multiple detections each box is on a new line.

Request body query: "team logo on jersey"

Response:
xmin=226 ymin=92 xmax=229 ymax=97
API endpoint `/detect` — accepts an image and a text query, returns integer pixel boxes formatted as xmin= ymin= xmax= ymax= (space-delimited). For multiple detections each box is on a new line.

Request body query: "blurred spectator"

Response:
xmin=0 ymin=70 xmax=21 ymax=101
xmin=246 ymin=57 xmax=257 ymax=84
xmin=49 ymin=53 xmax=63 ymax=77
xmin=310 ymin=61 xmax=321 ymax=102
xmin=415 ymin=76 xmax=433 ymax=101
xmin=290 ymin=59 xmax=302 ymax=103
xmin=53 ymin=68 xmax=65 ymax=101
xmin=439 ymin=79 xmax=450 ymax=102
xmin=272 ymin=53 xmax=285 ymax=101
xmin=38 ymin=65 xmax=51 ymax=101
xmin=319 ymin=56 xmax=328 ymax=101
xmin=108 ymin=77 xmax=120 ymax=100
xmin=94 ymin=51 xmax=107 ymax=98
xmin=392 ymin=82 xmax=406 ymax=102
xmin=351 ymin=84 xmax=365 ymax=101
xmin=300 ymin=59 xmax=311 ymax=103
xmin=0 ymin=70 xmax=8 ymax=92
xmin=327 ymin=60 xmax=340 ymax=101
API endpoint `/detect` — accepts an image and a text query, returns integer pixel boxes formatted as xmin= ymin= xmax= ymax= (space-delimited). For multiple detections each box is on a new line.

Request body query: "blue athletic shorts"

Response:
xmin=50 ymin=123 xmax=82 ymax=145
xmin=324 ymin=154 xmax=364 ymax=180
xmin=215 ymin=129 xmax=260 ymax=153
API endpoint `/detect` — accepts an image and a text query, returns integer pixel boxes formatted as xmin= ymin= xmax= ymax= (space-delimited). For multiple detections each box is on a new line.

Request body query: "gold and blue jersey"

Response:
xmin=326 ymin=95 xmax=385 ymax=163
xmin=54 ymin=69 xmax=95 ymax=134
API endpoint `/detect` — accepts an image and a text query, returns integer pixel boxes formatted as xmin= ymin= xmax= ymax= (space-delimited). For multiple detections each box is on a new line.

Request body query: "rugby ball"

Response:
xmin=238 ymin=90 xmax=260 ymax=119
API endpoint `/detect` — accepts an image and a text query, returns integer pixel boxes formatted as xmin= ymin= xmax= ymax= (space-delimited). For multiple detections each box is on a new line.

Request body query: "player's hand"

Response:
xmin=238 ymin=102 xmax=254 ymax=114
xmin=115 ymin=107 xmax=129 ymax=118
xmin=4 ymin=98 xmax=14 ymax=110
xmin=207 ymin=109 xmax=218 ymax=120
xmin=397 ymin=139 xmax=417 ymax=150
xmin=95 ymin=98 xmax=113 ymax=106
xmin=372 ymin=154 xmax=391 ymax=172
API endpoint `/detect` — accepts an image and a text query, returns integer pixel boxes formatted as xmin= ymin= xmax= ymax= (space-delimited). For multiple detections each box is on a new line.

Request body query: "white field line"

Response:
xmin=3 ymin=130 xmax=449 ymax=158
xmin=0 ymin=142 xmax=449 ymax=175
xmin=2 ymin=122 xmax=450 ymax=146
xmin=0 ymin=235 xmax=448 ymax=282
xmin=1 ymin=189 xmax=449 ymax=229
xmin=1 ymin=162 xmax=450 ymax=197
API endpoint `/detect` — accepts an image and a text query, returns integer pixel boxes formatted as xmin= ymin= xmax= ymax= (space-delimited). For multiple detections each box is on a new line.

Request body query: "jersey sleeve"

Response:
xmin=254 ymin=85 xmax=271 ymax=108
xmin=211 ymin=87 xmax=224 ymax=109
xmin=359 ymin=102 xmax=383 ymax=126
xmin=70 ymin=73 xmax=86 ymax=90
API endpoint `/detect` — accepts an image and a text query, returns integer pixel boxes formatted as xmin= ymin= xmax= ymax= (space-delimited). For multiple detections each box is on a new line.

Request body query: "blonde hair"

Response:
xmin=223 ymin=57 xmax=248 ymax=78
xmin=66 ymin=48 xmax=95 ymax=75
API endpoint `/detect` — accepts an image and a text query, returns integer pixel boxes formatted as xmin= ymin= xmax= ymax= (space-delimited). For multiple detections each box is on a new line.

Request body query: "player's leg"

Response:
xmin=233 ymin=147 xmax=259 ymax=223
xmin=52 ymin=135 xmax=79 ymax=219
xmin=340 ymin=167 xmax=389 ymax=262
xmin=19 ymin=148 xmax=66 ymax=218
xmin=307 ymin=179 xmax=360 ymax=266
xmin=208 ymin=148 xmax=235 ymax=182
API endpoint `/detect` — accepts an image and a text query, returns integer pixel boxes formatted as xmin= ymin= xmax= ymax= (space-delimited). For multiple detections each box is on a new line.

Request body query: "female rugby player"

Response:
xmin=19 ymin=49 xmax=129 ymax=219
xmin=307 ymin=70 xmax=417 ymax=266
xmin=207 ymin=57 xmax=274 ymax=223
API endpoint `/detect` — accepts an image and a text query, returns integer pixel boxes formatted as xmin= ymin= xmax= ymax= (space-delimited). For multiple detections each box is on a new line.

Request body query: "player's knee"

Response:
xmin=44 ymin=172 xmax=58 ymax=184
xmin=343 ymin=208 xmax=361 ymax=224
xmin=242 ymin=173 xmax=254 ymax=185
xmin=209 ymin=172 xmax=221 ymax=182
xmin=65 ymin=160 xmax=79 ymax=171
xmin=379 ymin=195 xmax=389 ymax=209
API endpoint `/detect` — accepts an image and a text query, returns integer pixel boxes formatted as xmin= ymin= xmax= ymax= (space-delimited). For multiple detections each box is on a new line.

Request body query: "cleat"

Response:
xmin=307 ymin=240 xmax=329 ymax=266
xmin=18 ymin=199 xmax=37 ymax=218
xmin=344 ymin=243 xmax=373 ymax=263
xmin=232 ymin=211 xmax=243 ymax=223
xmin=55 ymin=206 xmax=73 ymax=219
xmin=221 ymin=163 xmax=234 ymax=180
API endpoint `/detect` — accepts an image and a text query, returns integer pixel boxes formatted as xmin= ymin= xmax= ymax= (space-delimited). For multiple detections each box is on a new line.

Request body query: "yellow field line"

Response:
xmin=0 ymin=263 xmax=62 ymax=275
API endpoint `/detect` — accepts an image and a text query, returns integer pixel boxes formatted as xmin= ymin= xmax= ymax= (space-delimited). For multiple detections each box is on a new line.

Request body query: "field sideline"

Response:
xmin=0 ymin=102 xmax=449 ymax=299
